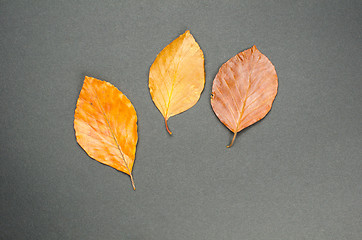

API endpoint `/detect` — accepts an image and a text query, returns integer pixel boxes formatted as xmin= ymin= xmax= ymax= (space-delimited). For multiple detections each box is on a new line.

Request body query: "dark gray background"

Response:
xmin=1 ymin=0 xmax=361 ymax=239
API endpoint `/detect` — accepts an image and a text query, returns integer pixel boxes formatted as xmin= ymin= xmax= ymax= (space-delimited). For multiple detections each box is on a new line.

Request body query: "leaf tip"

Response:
xmin=251 ymin=45 xmax=259 ymax=53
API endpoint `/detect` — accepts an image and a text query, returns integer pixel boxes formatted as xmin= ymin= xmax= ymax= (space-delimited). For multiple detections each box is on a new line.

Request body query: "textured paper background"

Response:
xmin=1 ymin=1 xmax=361 ymax=239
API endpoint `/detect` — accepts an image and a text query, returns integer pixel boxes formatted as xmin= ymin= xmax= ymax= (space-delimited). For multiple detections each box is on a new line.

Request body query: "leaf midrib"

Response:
xmin=164 ymin=39 xmax=196 ymax=118
xmin=235 ymin=53 xmax=253 ymax=132
xmin=236 ymin=75 xmax=251 ymax=131
xmin=91 ymin=86 xmax=132 ymax=175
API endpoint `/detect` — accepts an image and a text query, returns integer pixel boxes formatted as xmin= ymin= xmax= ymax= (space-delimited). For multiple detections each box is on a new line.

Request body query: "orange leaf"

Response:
xmin=74 ymin=76 xmax=138 ymax=190
xmin=149 ymin=30 xmax=205 ymax=134
xmin=211 ymin=46 xmax=278 ymax=147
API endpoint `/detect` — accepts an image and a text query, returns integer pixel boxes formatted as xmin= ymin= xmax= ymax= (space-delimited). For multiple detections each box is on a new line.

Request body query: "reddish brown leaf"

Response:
xmin=74 ymin=76 xmax=138 ymax=190
xmin=211 ymin=46 xmax=278 ymax=147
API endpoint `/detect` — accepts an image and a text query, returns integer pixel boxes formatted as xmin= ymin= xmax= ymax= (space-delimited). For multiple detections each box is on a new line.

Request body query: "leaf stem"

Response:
xmin=164 ymin=117 xmax=172 ymax=135
xmin=227 ymin=131 xmax=237 ymax=148
xmin=130 ymin=173 xmax=136 ymax=191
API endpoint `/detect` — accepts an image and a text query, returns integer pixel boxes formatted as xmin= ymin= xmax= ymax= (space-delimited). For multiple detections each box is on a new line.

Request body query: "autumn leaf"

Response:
xmin=74 ymin=76 xmax=138 ymax=190
xmin=211 ymin=46 xmax=278 ymax=147
xmin=149 ymin=30 xmax=205 ymax=134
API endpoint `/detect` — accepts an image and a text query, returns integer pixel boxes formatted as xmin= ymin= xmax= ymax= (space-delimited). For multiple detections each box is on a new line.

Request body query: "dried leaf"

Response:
xmin=211 ymin=46 xmax=278 ymax=147
xmin=74 ymin=76 xmax=138 ymax=190
xmin=149 ymin=30 xmax=205 ymax=134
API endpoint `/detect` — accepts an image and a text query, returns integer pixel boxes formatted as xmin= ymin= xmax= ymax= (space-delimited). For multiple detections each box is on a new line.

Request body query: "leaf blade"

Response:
xmin=211 ymin=46 xmax=278 ymax=147
xmin=74 ymin=76 xmax=138 ymax=189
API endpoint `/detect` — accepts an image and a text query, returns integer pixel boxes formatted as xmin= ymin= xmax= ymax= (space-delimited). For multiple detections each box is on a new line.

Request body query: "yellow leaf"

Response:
xmin=74 ymin=76 xmax=138 ymax=190
xmin=149 ymin=30 xmax=205 ymax=134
